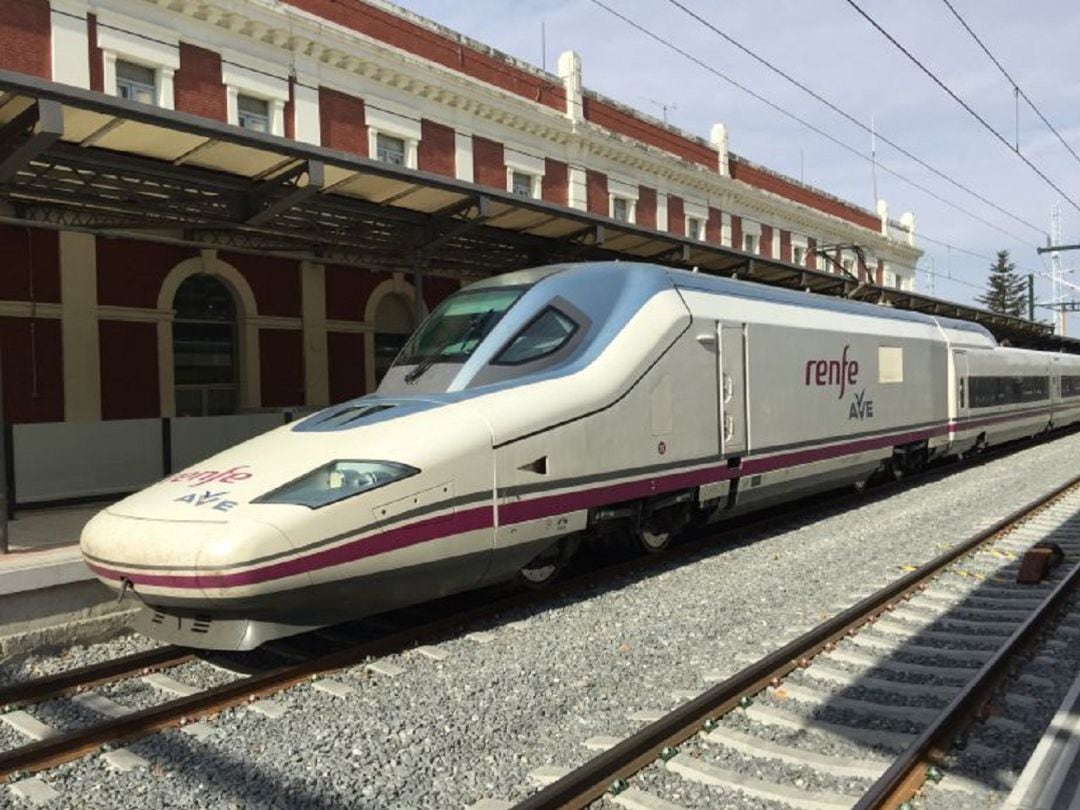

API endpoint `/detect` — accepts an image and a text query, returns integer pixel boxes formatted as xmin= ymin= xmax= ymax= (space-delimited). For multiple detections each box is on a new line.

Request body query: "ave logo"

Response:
xmin=175 ymin=490 xmax=238 ymax=512
xmin=849 ymin=389 xmax=874 ymax=421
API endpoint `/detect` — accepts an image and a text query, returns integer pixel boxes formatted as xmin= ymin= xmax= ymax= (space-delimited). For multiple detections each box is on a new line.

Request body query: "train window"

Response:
xmin=493 ymin=307 xmax=578 ymax=365
xmin=969 ymin=375 xmax=1049 ymax=408
xmin=1062 ymin=376 xmax=1080 ymax=397
xmin=394 ymin=287 xmax=524 ymax=371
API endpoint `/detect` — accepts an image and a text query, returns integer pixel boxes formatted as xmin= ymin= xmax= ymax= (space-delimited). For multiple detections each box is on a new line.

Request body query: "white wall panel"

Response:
xmin=14 ymin=419 xmax=162 ymax=504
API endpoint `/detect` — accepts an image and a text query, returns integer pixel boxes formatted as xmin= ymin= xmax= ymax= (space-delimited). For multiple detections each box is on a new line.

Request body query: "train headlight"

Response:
xmin=254 ymin=460 xmax=418 ymax=508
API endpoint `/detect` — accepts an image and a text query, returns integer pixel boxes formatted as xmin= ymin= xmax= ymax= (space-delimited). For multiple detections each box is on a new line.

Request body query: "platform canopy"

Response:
xmin=0 ymin=70 xmax=1074 ymax=353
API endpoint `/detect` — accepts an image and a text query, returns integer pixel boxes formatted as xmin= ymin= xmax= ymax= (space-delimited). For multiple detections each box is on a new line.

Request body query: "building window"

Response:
xmin=116 ymin=60 xmax=157 ymax=105
xmin=793 ymin=245 xmax=805 ymax=266
xmin=374 ymin=293 xmax=416 ymax=386
xmin=510 ymin=170 xmax=536 ymax=198
xmin=173 ymin=275 xmax=238 ymax=417
xmin=743 ymin=233 xmax=758 ymax=254
xmin=611 ymin=196 xmax=634 ymax=223
xmin=376 ymin=133 xmax=407 ymax=166
xmin=687 ymin=217 xmax=703 ymax=241
xmin=237 ymin=94 xmax=270 ymax=132
xmin=842 ymin=258 xmax=854 ymax=276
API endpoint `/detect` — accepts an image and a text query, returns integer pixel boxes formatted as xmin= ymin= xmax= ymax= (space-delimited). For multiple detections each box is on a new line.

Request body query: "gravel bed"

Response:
xmin=0 ymin=720 xmax=26 ymax=754
xmin=692 ymin=733 xmax=875 ymax=797
xmin=632 ymin=760 xmax=791 ymax=810
xmin=0 ymin=632 xmax=161 ymax=687
xmin=3 ymin=431 xmax=1079 ymax=809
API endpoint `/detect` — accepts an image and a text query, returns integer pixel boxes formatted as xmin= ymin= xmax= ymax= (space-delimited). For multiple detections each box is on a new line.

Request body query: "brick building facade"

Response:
xmin=0 ymin=0 xmax=921 ymax=425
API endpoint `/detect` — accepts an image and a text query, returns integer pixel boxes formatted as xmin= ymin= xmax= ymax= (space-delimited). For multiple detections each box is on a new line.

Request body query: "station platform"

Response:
xmin=0 ymin=503 xmax=135 ymax=656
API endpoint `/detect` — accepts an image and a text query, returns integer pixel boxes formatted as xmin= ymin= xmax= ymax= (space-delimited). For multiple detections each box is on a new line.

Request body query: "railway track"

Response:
xmin=515 ymin=473 xmax=1080 ymax=810
xmin=0 ymin=433 xmax=1076 ymax=799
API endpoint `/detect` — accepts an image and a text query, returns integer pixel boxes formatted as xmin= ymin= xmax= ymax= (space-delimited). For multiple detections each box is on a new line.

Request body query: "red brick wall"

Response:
xmin=706 ymin=207 xmax=722 ymax=244
xmin=99 ymin=321 xmax=158 ymax=420
xmin=542 ymin=159 xmax=568 ymax=206
xmin=422 ymin=275 xmax=459 ymax=312
xmin=730 ymin=158 xmax=879 ymax=231
xmin=97 ymin=240 xmax=195 ymax=308
xmin=581 ymin=97 xmax=713 ymax=169
xmin=731 ymin=216 xmax=743 ymax=253
xmin=174 ymin=43 xmax=226 ymax=122
xmin=0 ymin=317 xmax=62 ymax=423
xmin=220 ymin=252 xmax=301 ymax=318
xmin=806 ymin=237 xmax=817 ymax=268
xmin=0 ymin=227 xmax=60 ymax=303
xmin=637 ymin=187 xmax=657 ymax=230
xmin=667 ymin=196 xmax=685 ymax=237
xmin=88 ymin=14 xmax=103 ymax=91
xmin=324 ymin=266 xmax=389 ymax=322
xmin=876 ymin=259 xmax=884 ymax=285
xmin=319 ymin=87 xmax=367 ymax=156
xmin=780 ymin=230 xmax=792 ymax=263
xmin=327 ymin=332 xmax=366 ymax=403
xmin=472 ymin=136 xmax=505 ymax=189
xmin=760 ymin=225 xmax=773 ymax=259
xmin=285 ymin=0 xmax=565 ymax=113
xmin=259 ymin=329 xmax=304 ymax=406
xmin=586 ymin=170 xmax=607 ymax=216
xmin=0 ymin=0 xmax=50 ymax=79
xmin=419 ymin=119 xmax=455 ymax=177
xmin=284 ymin=77 xmax=296 ymax=140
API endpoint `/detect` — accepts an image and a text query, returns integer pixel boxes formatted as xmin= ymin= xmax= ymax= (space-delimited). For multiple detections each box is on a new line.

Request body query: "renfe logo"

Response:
xmin=169 ymin=466 xmax=253 ymax=487
xmin=804 ymin=345 xmax=859 ymax=400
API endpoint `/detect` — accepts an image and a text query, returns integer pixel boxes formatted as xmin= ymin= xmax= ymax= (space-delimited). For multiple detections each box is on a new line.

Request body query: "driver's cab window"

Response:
xmin=494 ymin=307 xmax=577 ymax=365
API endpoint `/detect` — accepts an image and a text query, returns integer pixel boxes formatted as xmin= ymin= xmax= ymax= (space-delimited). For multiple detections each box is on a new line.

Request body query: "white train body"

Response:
xmin=80 ymin=263 xmax=1080 ymax=649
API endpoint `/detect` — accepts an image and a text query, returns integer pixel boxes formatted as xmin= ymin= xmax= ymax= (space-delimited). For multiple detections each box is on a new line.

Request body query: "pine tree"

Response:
xmin=976 ymin=249 xmax=1027 ymax=317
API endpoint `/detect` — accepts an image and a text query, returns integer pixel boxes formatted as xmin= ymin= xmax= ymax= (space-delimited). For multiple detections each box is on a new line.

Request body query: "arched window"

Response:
xmin=173 ymin=274 xmax=238 ymax=416
xmin=374 ymin=293 xmax=415 ymax=385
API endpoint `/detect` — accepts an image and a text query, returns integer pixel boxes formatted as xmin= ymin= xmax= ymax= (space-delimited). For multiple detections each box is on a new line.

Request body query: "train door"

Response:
xmin=718 ymin=322 xmax=748 ymax=456
xmin=953 ymin=350 xmax=969 ymax=429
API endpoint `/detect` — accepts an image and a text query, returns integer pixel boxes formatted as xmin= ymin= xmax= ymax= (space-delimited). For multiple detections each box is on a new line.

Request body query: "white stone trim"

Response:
xmin=771 ymin=229 xmax=781 ymax=259
xmin=96 ymin=11 xmax=179 ymax=110
xmin=59 ymin=232 xmax=100 ymax=421
xmin=568 ymin=165 xmax=588 ymax=211
xmin=656 ymin=193 xmax=669 ymax=233
xmin=97 ymin=305 xmax=172 ymax=323
xmin=607 ymin=176 xmax=639 ymax=201
xmin=720 ymin=212 xmax=732 ymax=248
xmin=222 ymin=60 xmax=289 ymax=136
xmin=683 ymin=199 xmax=708 ymax=221
xmin=365 ymin=103 xmax=422 ymax=169
xmin=0 ymin=301 xmax=61 ymax=319
xmin=504 ymin=148 xmax=546 ymax=177
xmin=454 ymin=132 xmax=474 ymax=182
xmin=50 ymin=1 xmax=90 ymax=89
xmin=741 ymin=218 xmax=762 ymax=237
xmin=292 ymin=77 xmax=321 ymax=145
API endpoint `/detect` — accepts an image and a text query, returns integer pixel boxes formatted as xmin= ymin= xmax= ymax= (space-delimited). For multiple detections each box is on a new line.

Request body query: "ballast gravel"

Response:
xmin=2 ymin=431 xmax=1080 ymax=809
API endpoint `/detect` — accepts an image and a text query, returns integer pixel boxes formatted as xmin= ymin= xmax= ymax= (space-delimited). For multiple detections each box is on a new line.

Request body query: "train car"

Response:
xmin=80 ymin=262 xmax=1071 ymax=650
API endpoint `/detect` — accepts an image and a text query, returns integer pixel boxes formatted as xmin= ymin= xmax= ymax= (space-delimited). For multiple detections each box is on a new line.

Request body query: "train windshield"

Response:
xmin=393 ymin=286 xmax=525 ymax=379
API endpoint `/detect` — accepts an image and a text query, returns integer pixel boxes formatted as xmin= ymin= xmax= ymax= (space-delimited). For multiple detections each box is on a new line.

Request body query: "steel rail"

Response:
xmin=855 ymin=503 xmax=1080 ymax=807
xmin=513 ymin=473 xmax=1080 ymax=810
xmin=0 ymin=647 xmax=193 ymax=711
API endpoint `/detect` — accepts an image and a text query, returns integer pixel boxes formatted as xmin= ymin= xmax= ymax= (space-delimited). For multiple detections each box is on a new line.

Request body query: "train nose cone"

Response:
xmin=80 ymin=508 xmax=301 ymax=607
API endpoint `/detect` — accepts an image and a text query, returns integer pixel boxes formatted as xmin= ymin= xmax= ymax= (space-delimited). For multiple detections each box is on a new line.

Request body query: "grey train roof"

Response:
xmin=484 ymin=262 xmax=997 ymax=343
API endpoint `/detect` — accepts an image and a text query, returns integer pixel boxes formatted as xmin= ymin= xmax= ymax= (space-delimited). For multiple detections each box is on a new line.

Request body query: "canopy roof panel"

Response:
xmin=0 ymin=69 xmax=1073 ymax=353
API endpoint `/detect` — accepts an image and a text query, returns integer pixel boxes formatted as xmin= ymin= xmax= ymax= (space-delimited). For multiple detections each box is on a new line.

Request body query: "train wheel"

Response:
xmin=637 ymin=517 xmax=673 ymax=554
xmin=518 ymin=536 xmax=579 ymax=589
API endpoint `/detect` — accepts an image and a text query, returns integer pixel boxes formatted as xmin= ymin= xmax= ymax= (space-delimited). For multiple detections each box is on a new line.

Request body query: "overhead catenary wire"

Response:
xmin=661 ymin=0 xmax=1047 ymax=239
xmin=585 ymin=0 xmax=1043 ymax=249
xmin=844 ymin=0 xmax=1080 ymax=217
xmin=938 ymin=0 xmax=1080 ymax=170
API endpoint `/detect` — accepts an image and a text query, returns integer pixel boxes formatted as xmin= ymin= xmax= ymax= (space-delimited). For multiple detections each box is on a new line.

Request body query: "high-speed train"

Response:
xmin=80 ymin=262 xmax=1080 ymax=650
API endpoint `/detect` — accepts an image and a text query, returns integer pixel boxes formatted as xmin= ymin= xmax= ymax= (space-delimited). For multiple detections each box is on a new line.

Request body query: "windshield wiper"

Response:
xmin=404 ymin=310 xmax=494 ymax=384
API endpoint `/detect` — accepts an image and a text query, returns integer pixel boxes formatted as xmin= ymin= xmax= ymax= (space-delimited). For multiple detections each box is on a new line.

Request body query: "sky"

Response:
xmin=392 ymin=0 xmax=1080 ymax=335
